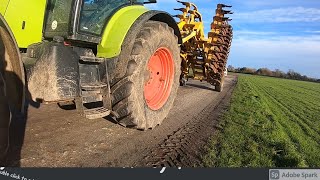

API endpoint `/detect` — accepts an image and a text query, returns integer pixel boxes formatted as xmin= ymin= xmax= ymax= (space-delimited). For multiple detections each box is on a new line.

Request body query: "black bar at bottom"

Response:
xmin=0 ymin=168 xmax=269 ymax=180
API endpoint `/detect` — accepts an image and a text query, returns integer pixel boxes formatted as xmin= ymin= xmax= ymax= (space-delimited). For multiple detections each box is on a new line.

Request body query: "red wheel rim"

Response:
xmin=144 ymin=47 xmax=175 ymax=110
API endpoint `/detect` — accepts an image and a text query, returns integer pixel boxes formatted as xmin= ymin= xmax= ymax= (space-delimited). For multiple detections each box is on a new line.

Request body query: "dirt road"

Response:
xmin=4 ymin=75 xmax=237 ymax=167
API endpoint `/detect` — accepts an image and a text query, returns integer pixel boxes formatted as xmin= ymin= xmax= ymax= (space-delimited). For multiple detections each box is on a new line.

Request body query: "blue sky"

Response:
xmin=146 ymin=0 xmax=320 ymax=78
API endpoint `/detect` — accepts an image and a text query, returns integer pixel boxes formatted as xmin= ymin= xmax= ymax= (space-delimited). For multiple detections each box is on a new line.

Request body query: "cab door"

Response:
xmin=2 ymin=0 xmax=47 ymax=48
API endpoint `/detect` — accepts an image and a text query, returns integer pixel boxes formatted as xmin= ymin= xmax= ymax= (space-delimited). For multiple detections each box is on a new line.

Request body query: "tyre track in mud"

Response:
xmin=136 ymin=77 xmax=237 ymax=167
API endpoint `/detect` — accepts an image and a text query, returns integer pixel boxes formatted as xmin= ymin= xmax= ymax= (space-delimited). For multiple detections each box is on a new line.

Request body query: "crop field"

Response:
xmin=203 ymin=74 xmax=320 ymax=167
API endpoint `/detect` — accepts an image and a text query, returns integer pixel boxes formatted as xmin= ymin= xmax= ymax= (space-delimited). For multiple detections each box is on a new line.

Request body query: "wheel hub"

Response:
xmin=144 ymin=47 xmax=174 ymax=110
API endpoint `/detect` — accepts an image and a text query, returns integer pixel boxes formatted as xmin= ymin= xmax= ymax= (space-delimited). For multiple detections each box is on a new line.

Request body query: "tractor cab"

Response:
xmin=44 ymin=0 xmax=153 ymax=43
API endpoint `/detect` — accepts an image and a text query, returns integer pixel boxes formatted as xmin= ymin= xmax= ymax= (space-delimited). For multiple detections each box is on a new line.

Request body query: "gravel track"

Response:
xmin=4 ymin=75 xmax=237 ymax=167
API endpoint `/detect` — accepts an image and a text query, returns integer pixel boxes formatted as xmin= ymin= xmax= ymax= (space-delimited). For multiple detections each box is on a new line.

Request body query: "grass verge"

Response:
xmin=202 ymin=74 xmax=320 ymax=167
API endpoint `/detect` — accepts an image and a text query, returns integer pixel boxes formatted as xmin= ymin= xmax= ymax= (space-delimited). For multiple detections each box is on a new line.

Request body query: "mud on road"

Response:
xmin=4 ymin=75 xmax=237 ymax=167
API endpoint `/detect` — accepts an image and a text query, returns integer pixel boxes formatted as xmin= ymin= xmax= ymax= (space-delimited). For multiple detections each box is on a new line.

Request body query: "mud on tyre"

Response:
xmin=111 ymin=21 xmax=180 ymax=130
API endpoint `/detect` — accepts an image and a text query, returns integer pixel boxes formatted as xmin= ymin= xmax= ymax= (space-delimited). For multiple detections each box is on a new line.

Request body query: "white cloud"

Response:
xmin=305 ymin=30 xmax=320 ymax=33
xmin=235 ymin=7 xmax=320 ymax=23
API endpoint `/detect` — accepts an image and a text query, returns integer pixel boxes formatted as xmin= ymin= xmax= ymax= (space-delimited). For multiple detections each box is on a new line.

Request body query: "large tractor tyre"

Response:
xmin=0 ymin=71 xmax=10 ymax=161
xmin=0 ymin=15 xmax=25 ymax=161
xmin=111 ymin=21 xmax=180 ymax=130
xmin=0 ymin=16 xmax=25 ymax=114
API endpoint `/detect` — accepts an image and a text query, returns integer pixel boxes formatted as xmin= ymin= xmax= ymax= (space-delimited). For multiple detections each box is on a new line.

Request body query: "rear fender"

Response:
xmin=97 ymin=5 xmax=149 ymax=59
xmin=97 ymin=8 xmax=181 ymax=59
xmin=98 ymin=10 xmax=181 ymax=82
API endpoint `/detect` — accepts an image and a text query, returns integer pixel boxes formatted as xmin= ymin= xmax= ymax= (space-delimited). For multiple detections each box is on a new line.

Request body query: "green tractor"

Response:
xmin=0 ymin=0 xmax=182 ymax=158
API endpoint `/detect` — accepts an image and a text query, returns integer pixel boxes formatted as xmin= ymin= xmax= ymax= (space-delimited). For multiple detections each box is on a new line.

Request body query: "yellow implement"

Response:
xmin=175 ymin=1 xmax=233 ymax=91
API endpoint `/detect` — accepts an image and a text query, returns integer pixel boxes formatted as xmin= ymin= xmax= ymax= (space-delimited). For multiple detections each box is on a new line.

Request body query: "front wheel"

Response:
xmin=111 ymin=21 xmax=181 ymax=130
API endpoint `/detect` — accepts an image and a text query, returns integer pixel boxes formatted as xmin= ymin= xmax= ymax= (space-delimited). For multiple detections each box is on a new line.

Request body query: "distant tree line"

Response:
xmin=227 ymin=65 xmax=320 ymax=83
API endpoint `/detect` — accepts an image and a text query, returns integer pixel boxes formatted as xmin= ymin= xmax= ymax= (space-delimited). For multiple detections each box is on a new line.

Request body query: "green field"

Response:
xmin=202 ymin=74 xmax=320 ymax=167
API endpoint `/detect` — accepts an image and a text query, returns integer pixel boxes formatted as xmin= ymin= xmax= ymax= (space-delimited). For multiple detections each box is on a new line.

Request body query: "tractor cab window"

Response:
xmin=79 ymin=0 xmax=130 ymax=35
xmin=44 ymin=0 xmax=75 ymax=38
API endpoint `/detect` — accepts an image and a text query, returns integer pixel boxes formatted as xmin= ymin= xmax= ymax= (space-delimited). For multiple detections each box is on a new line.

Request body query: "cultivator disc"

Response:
xmin=175 ymin=1 xmax=233 ymax=91
xmin=206 ymin=4 xmax=233 ymax=90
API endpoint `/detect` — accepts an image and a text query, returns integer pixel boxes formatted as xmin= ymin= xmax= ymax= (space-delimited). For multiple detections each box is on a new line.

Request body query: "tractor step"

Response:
xmin=80 ymin=56 xmax=105 ymax=63
xmin=81 ymin=82 xmax=108 ymax=91
xmin=80 ymin=82 xmax=107 ymax=103
xmin=84 ymin=107 xmax=111 ymax=120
